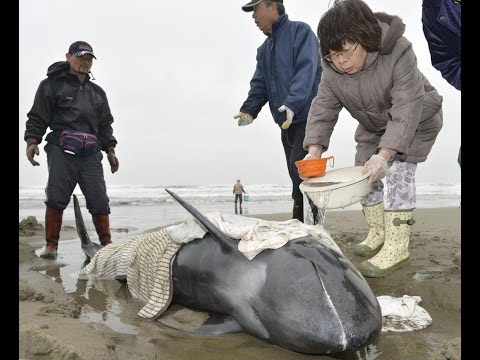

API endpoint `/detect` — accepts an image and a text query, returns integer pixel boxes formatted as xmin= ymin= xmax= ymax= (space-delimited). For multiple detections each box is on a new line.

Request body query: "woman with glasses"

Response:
xmin=303 ymin=0 xmax=443 ymax=278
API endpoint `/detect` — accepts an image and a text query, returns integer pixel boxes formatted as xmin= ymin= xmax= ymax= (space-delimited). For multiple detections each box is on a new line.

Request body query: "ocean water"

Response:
xmin=19 ymin=182 xmax=460 ymax=229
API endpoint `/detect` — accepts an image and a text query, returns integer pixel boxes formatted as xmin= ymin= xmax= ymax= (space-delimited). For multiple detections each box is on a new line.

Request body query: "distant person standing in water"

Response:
xmin=233 ymin=179 xmax=247 ymax=214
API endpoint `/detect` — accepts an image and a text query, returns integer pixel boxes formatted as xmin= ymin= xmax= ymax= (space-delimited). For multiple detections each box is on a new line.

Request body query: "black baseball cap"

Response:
xmin=68 ymin=41 xmax=96 ymax=59
xmin=242 ymin=0 xmax=283 ymax=12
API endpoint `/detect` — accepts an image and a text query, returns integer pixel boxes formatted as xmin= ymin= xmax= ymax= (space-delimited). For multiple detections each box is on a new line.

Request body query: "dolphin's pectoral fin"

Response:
xmin=157 ymin=304 xmax=242 ymax=335
xmin=187 ymin=312 xmax=243 ymax=335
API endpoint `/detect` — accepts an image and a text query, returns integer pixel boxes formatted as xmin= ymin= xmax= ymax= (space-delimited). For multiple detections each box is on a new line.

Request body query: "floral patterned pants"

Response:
xmin=361 ymin=160 xmax=417 ymax=210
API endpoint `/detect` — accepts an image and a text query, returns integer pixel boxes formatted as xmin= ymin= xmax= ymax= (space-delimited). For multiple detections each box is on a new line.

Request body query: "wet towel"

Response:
xmin=73 ymin=228 xmax=181 ymax=320
xmin=170 ymin=212 xmax=342 ymax=260
xmin=377 ymin=295 xmax=433 ymax=332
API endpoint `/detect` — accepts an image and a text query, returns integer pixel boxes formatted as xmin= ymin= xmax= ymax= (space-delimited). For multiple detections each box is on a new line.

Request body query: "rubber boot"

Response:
xmin=235 ymin=204 xmax=238 ymax=214
xmin=39 ymin=207 xmax=63 ymax=259
xmin=359 ymin=210 xmax=415 ymax=278
xmin=92 ymin=214 xmax=112 ymax=246
xmin=239 ymin=204 xmax=243 ymax=215
xmin=292 ymin=200 xmax=304 ymax=222
xmin=354 ymin=202 xmax=385 ymax=257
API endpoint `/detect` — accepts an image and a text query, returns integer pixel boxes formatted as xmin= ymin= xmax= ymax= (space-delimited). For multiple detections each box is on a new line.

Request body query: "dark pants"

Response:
xmin=234 ymin=194 xmax=243 ymax=214
xmin=44 ymin=143 xmax=110 ymax=215
xmin=281 ymin=121 xmax=308 ymax=204
xmin=234 ymin=194 xmax=243 ymax=205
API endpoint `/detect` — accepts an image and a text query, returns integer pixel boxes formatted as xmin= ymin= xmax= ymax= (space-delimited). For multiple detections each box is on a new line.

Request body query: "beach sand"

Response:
xmin=19 ymin=207 xmax=461 ymax=360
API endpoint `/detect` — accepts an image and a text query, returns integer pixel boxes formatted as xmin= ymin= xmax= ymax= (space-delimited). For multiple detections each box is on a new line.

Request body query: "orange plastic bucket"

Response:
xmin=295 ymin=156 xmax=334 ymax=178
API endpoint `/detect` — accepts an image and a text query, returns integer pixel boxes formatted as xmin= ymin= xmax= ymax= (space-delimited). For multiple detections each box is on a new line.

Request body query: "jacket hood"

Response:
xmin=349 ymin=13 xmax=405 ymax=73
xmin=46 ymin=61 xmax=70 ymax=79
xmin=46 ymin=60 xmax=92 ymax=82
xmin=375 ymin=12 xmax=405 ymax=55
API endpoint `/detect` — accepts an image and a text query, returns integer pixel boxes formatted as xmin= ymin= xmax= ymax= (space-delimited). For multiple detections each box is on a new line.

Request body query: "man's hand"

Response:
xmin=364 ymin=154 xmax=390 ymax=185
xmin=106 ymin=148 xmax=119 ymax=174
xmin=26 ymin=143 xmax=40 ymax=166
xmin=233 ymin=112 xmax=254 ymax=126
xmin=278 ymin=105 xmax=294 ymax=129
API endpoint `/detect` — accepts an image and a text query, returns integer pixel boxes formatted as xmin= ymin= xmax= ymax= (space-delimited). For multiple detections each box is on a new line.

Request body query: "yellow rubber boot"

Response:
xmin=359 ymin=210 xmax=415 ymax=278
xmin=354 ymin=202 xmax=384 ymax=257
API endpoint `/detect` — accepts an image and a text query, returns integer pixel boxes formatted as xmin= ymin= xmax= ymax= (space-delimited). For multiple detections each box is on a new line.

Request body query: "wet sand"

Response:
xmin=19 ymin=207 xmax=460 ymax=359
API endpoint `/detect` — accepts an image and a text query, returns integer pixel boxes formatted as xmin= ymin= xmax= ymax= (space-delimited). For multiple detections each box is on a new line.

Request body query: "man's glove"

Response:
xmin=364 ymin=154 xmax=390 ymax=185
xmin=106 ymin=147 xmax=119 ymax=174
xmin=233 ymin=112 xmax=254 ymax=126
xmin=26 ymin=140 xmax=40 ymax=166
xmin=278 ymin=105 xmax=294 ymax=129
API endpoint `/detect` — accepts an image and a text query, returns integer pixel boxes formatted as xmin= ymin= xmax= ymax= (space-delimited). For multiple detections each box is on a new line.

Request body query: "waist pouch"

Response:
xmin=59 ymin=130 xmax=98 ymax=156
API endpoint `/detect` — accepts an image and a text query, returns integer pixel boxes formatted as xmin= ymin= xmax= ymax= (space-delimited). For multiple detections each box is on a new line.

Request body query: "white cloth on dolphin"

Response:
xmin=166 ymin=212 xmax=342 ymax=260
xmin=377 ymin=295 xmax=432 ymax=332
xmin=72 ymin=235 xmax=141 ymax=280
xmin=72 ymin=228 xmax=181 ymax=320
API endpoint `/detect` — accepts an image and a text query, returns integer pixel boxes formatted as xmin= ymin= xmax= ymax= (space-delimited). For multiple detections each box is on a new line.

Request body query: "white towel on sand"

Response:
xmin=377 ymin=295 xmax=433 ymax=332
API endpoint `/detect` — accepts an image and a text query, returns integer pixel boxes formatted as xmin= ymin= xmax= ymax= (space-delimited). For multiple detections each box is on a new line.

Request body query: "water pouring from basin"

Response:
xmin=300 ymin=166 xmax=371 ymax=225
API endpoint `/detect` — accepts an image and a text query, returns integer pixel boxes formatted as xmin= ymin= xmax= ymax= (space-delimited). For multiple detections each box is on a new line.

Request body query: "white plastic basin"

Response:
xmin=299 ymin=166 xmax=370 ymax=210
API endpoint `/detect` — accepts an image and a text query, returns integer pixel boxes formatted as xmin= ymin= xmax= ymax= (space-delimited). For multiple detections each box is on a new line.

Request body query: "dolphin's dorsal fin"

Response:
xmin=165 ymin=189 xmax=238 ymax=254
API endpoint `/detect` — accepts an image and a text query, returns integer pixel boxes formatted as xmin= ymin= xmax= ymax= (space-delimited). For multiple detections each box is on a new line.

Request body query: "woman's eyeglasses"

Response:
xmin=324 ymin=43 xmax=359 ymax=63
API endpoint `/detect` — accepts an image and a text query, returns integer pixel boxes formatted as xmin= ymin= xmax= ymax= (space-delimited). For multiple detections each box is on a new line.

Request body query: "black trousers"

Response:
xmin=44 ymin=143 xmax=110 ymax=215
xmin=234 ymin=194 xmax=243 ymax=205
xmin=281 ymin=121 xmax=308 ymax=204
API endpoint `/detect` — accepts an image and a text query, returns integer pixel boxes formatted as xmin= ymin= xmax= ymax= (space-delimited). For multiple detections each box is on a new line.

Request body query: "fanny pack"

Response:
xmin=59 ymin=130 xmax=98 ymax=156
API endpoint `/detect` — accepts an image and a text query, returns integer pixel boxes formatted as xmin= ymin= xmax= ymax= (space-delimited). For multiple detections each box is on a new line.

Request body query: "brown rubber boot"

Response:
xmin=39 ymin=207 xmax=63 ymax=259
xmin=92 ymin=214 xmax=112 ymax=246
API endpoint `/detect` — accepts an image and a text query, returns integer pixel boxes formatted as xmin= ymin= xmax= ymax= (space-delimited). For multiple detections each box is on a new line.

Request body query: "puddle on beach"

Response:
xmin=33 ymin=238 xmax=144 ymax=336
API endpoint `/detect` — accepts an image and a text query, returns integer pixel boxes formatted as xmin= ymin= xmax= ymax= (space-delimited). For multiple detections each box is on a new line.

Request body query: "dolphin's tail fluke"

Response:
xmin=73 ymin=194 xmax=102 ymax=259
xmin=165 ymin=189 xmax=238 ymax=254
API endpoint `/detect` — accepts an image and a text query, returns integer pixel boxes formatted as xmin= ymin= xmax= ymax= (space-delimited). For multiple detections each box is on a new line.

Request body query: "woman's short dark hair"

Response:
xmin=317 ymin=0 xmax=381 ymax=61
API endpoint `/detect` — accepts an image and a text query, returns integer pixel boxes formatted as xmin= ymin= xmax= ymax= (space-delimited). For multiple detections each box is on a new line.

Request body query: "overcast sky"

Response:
xmin=19 ymin=0 xmax=461 ymax=188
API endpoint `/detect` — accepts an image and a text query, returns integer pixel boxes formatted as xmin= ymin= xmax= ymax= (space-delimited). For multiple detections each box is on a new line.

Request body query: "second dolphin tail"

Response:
xmin=73 ymin=194 xmax=102 ymax=259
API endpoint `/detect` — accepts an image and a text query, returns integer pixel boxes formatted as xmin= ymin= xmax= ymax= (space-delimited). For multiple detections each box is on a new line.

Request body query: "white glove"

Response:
xmin=364 ymin=154 xmax=390 ymax=185
xmin=304 ymin=145 xmax=323 ymax=159
xmin=278 ymin=105 xmax=294 ymax=129
xmin=233 ymin=112 xmax=254 ymax=126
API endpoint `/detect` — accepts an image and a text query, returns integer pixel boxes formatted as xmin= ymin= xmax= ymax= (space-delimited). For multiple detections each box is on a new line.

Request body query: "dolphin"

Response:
xmin=73 ymin=190 xmax=382 ymax=354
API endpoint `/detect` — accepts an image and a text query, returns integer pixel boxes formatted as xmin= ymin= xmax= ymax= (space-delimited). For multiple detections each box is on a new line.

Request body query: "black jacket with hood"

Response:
xmin=24 ymin=61 xmax=117 ymax=151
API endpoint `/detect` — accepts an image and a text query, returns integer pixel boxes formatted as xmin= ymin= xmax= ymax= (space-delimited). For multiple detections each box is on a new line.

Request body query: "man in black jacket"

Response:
xmin=24 ymin=41 xmax=119 ymax=259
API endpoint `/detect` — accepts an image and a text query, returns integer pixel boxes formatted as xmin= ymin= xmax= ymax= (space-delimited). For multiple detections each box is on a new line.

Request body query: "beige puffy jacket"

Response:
xmin=304 ymin=12 xmax=443 ymax=165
